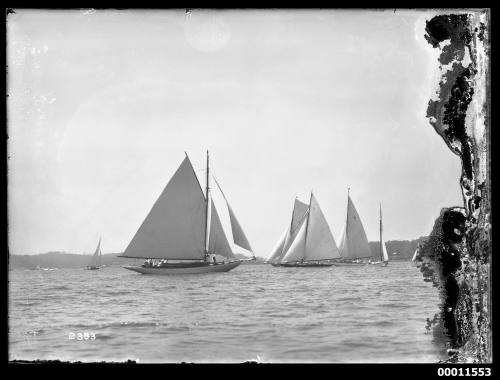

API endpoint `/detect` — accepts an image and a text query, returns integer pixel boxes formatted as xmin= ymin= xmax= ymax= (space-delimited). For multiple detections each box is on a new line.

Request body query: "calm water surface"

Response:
xmin=9 ymin=261 xmax=447 ymax=362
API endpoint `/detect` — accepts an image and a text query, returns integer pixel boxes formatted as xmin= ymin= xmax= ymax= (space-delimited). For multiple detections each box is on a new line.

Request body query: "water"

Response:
xmin=9 ymin=261 xmax=447 ymax=363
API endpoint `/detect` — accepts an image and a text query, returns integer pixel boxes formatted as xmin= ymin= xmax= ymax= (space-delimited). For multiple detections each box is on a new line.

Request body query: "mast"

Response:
xmin=379 ymin=203 xmax=383 ymax=261
xmin=204 ymin=150 xmax=210 ymax=261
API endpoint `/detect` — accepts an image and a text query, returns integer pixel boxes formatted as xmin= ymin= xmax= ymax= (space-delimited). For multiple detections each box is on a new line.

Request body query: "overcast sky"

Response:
xmin=7 ymin=9 xmax=463 ymax=257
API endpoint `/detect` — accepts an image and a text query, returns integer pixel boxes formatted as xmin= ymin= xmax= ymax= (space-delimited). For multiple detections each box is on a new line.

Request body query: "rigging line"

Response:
xmin=211 ymin=174 xmax=228 ymax=202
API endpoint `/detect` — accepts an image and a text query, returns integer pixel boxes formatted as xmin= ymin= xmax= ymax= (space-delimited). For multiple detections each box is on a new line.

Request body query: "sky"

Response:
xmin=7 ymin=9 xmax=464 ymax=257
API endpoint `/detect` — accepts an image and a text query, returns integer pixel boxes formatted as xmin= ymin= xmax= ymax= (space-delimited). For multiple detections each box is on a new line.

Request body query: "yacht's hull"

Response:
xmin=85 ymin=266 xmax=102 ymax=270
xmin=123 ymin=260 xmax=242 ymax=275
xmin=369 ymin=261 xmax=389 ymax=267
xmin=331 ymin=261 xmax=367 ymax=267
xmin=277 ymin=262 xmax=334 ymax=267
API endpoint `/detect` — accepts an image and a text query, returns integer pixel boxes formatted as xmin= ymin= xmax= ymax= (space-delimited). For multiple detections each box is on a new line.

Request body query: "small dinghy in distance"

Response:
xmin=120 ymin=151 xmax=254 ymax=275
xmin=85 ymin=238 xmax=104 ymax=270
xmin=411 ymin=245 xmax=422 ymax=267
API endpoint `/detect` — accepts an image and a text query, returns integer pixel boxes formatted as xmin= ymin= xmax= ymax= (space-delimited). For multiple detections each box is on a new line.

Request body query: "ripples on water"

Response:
xmin=8 ymin=262 xmax=446 ymax=362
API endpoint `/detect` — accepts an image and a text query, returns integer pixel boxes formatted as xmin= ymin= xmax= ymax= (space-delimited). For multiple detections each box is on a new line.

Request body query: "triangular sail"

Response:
xmin=280 ymin=211 xmax=308 ymax=262
xmin=227 ymin=204 xmax=252 ymax=252
xmin=209 ymin=199 xmax=234 ymax=258
xmin=89 ymin=238 xmax=102 ymax=267
xmin=304 ymin=194 xmax=340 ymax=260
xmin=123 ymin=156 xmax=206 ymax=260
xmin=266 ymin=226 xmax=288 ymax=262
xmin=212 ymin=177 xmax=253 ymax=253
xmin=280 ymin=199 xmax=309 ymax=258
xmin=412 ymin=248 xmax=419 ymax=261
xmin=339 ymin=195 xmax=372 ymax=259
xmin=382 ymin=241 xmax=389 ymax=262
xmin=379 ymin=205 xmax=389 ymax=262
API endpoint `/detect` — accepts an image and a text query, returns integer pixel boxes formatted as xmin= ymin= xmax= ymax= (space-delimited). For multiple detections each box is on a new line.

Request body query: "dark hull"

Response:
xmin=123 ymin=260 xmax=242 ymax=274
xmin=275 ymin=262 xmax=334 ymax=267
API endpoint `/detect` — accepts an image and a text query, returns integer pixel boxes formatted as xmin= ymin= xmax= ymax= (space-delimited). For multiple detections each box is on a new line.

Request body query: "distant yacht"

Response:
xmin=267 ymin=193 xmax=339 ymax=267
xmin=412 ymin=248 xmax=419 ymax=262
xmin=86 ymin=238 xmax=103 ymax=270
xmin=411 ymin=245 xmax=422 ymax=267
xmin=120 ymin=151 xmax=254 ymax=275
xmin=333 ymin=189 xmax=373 ymax=266
xmin=266 ymin=197 xmax=309 ymax=265
xmin=368 ymin=204 xmax=389 ymax=267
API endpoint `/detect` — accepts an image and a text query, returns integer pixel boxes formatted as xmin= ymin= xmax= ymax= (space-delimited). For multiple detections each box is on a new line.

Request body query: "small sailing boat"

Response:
xmin=86 ymin=238 xmax=103 ymax=270
xmin=368 ymin=204 xmax=389 ymax=266
xmin=412 ymin=248 xmax=419 ymax=262
xmin=411 ymin=244 xmax=422 ymax=267
xmin=333 ymin=189 xmax=372 ymax=266
xmin=120 ymin=151 xmax=254 ymax=275
xmin=268 ymin=193 xmax=340 ymax=267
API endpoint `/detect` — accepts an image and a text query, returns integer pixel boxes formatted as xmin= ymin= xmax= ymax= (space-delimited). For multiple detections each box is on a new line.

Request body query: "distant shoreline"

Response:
xmin=9 ymin=237 xmax=425 ymax=269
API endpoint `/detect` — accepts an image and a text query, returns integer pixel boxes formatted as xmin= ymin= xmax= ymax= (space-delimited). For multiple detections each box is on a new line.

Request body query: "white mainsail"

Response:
xmin=304 ymin=194 xmax=340 ymax=260
xmin=208 ymin=199 xmax=234 ymax=259
xmin=122 ymin=156 xmax=206 ymax=260
xmin=379 ymin=204 xmax=389 ymax=262
xmin=382 ymin=241 xmax=389 ymax=261
xmin=412 ymin=248 xmax=419 ymax=261
xmin=339 ymin=195 xmax=372 ymax=259
xmin=281 ymin=194 xmax=339 ymax=263
xmin=88 ymin=238 xmax=102 ymax=267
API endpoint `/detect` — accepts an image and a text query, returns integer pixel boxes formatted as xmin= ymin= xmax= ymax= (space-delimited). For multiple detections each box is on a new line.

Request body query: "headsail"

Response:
xmin=227 ymin=204 xmax=252 ymax=252
xmin=280 ymin=198 xmax=309 ymax=258
xmin=379 ymin=204 xmax=389 ymax=262
xmin=209 ymin=199 xmax=234 ymax=258
xmin=280 ymin=213 xmax=308 ymax=263
xmin=212 ymin=177 xmax=253 ymax=253
xmin=266 ymin=226 xmax=289 ymax=262
xmin=339 ymin=195 xmax=372 ymax=259
xmin=304 ymin=194 xmax=340 ymax=260
xmin=412 ymin=248 xmax=419 ymax=261
xmin=382 ymin=241 xmax=389 ymax=262
xmin=122 ymin=156 xmax=206 ymax=260
xmin=89 ymin=238 xmax=102 ymax=267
